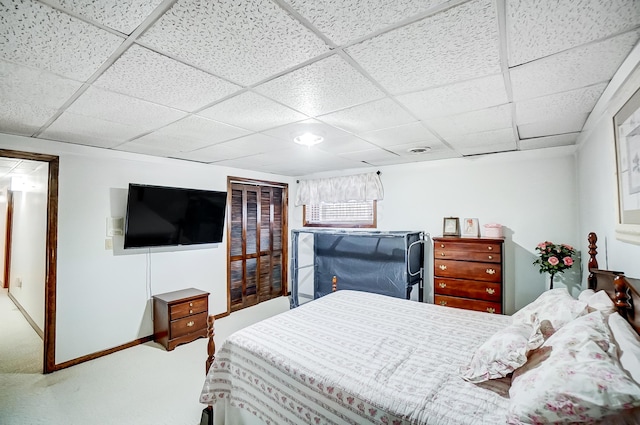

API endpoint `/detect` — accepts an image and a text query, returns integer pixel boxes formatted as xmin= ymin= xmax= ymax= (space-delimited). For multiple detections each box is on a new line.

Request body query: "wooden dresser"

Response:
xmin=152 ymin=288 xmax=209 ymax=351
xmin=432 ymin=236 xmax=504 ymax=314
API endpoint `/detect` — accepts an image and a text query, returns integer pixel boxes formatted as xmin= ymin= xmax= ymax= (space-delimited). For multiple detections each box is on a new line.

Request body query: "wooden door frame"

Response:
xmin=3 ymin=190 xmax=13 ymax=289
xmin=0 ymin=149 xmax=58 ymax=374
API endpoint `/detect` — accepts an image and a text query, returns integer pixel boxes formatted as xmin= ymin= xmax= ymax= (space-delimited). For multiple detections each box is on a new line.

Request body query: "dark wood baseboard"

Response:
xmin=52 ymin=334 xmax=154 ymax=372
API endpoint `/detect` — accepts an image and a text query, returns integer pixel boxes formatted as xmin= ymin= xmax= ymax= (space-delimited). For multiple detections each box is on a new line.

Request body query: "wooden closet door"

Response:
xmin=228 ymin=180 xmax=287 ymax=312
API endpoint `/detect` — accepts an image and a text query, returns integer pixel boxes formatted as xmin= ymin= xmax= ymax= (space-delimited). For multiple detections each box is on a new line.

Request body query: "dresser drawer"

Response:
xmin=170 ymin=312 xmax=208 ymax=339
xmin=434 ymin=240 xmax=501 ymax=254
xmin=434 ymin=295 xmax=502 ymax=314
xmin=434 ymin=259 xmax=501 ymax=283
xmin=170 ymin=297 xmax=208 ymax=320
xmin=434 ymin=277 xmax=501 ymax=302
xmin=434 ymin=249 xmax=500 ymax=263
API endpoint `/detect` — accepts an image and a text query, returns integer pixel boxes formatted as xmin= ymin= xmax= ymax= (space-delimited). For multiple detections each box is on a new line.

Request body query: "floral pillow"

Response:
xmin=507 ymin=311 xmax=640 ymax=424
xmin=512 ymin=288 xmax=588 ymax=339
xmin=459 ymin=322 xmax=543 ymax=383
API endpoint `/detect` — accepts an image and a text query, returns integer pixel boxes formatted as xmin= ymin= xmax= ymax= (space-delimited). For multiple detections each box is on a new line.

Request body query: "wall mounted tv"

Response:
xmin=124 ymin=183 xmax=227 ymax=249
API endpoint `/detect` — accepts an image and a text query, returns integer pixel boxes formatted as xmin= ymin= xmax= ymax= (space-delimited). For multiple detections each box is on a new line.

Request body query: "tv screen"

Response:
xmin=124 ymin=183 xmax=227 ymax=249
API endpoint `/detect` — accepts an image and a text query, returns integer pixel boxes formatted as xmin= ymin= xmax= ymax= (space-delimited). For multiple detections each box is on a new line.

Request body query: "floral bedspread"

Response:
xmin=200 ymin=290 xmax=512 ymax=425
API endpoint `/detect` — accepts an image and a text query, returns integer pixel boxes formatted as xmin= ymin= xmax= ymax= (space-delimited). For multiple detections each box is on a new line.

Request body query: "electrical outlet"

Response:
xmin=105 ymin=238 xmax=113 ymax=250
xmin=15 ymin=277 xmax=22 ymax=287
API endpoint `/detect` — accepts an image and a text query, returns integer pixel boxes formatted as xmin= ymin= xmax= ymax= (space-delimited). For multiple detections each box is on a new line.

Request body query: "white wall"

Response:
xmin=7 ymin=165 xmax=48 ymax=331
xmin=0 ymin=133 xmax=295 ymax=364
xmin=577 ymin=44 xmax=640 ymax=278
xmin=294 ymin=147 xmax=580 ymax=314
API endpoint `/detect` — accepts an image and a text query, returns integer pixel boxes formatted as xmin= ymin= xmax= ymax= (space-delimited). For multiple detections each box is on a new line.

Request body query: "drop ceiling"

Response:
xmin=0 ymin=0 xmax=639 ymax=176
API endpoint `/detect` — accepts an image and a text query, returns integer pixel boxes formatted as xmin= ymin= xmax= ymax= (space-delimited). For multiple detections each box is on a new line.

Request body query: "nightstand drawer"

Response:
xmin=434 ymin=295 xmax=501 ymax=314
xmin=434 ymin=277 xmax=501 ymax=302
xmin=170 ymin=298 xmax=208 ymax=320
xmin=434 ymin=249 xmax=501 ymax=263
xmin=170 ymin=312 xmax=208 ymax=339
xmin=434 ymin=259 xmax=501 ymax=282
xmin=434 ymin=240 xmax=501 ymax=254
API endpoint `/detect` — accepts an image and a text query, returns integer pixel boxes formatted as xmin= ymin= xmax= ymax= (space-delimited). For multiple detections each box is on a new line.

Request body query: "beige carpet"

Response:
xmin=0 ymin=289 xmax=42 ymax=374
xmin=0 ymin=289 xmax=290 ymax=425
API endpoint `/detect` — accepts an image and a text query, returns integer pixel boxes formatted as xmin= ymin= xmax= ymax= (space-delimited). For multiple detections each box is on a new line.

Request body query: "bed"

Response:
xmin=200 ymin=232 xmax=640 ymax=424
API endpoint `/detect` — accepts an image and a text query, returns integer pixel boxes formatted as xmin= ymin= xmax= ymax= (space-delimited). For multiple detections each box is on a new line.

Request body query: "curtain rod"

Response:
xmin=296 ymin=170 xmax=381 ymax=184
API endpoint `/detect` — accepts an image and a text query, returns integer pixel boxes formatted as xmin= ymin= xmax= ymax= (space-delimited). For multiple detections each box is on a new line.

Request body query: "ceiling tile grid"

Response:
xmin=345 ymin=0 xmax=502 ymax=94
xmin=138 ymin=0 xmax=329 ymax=86
xmin=47 ymin=0 xmax=165 ymax=35
xmin=255 ymin=55 xmax=386 ymax=116
xmin=507 ymin=0 xmax=640 ymax=67
xmin=0 ymin=0 xmax=124 ymax=81
xmin=93 ymin=44 xmax=242 ymax=112
xmin=197 ymin=92 xmax=309 ymax=132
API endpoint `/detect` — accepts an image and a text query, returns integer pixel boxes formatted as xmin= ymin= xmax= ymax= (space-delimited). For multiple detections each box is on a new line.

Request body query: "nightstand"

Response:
xmin=152 ymin=288 xmax=209 ymax=350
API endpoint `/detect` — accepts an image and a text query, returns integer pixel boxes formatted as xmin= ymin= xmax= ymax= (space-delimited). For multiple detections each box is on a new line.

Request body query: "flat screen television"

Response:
xmin=124 ymin=183 xmax=227 ymax=249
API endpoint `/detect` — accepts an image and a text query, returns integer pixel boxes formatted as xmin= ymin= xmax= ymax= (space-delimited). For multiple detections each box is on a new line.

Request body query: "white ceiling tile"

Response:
xmin=117 ymin=141 xmax=181 ymax=158
xmin=66 ymin=86 xmax=187 ymax=130
xmin=397 ymin=74 xmax=508 ymax=120
xmin=0 ymin=0 xmax=124 ymax=81
xmin=338 ymin=147 xmax=400 ymax=163
xmin=174 ymin=133 xmax=291 ymax=163
xmin=94 ymin=45 xmax=241 ymax=112
xmin=318 ymin=98 xmax=416 ymax=134
xmin=197 ymin=92 xmax=308 ymax=131
xmin=315 ymin=135 xmax=379 ymax=155
xmin=511 ymin=30 xmax=640 ymax=101
xmin=515 ymin=83 xmax=607 ymax=124
xmin=358 ymin=122 xmax=440 ymax=147
xmin=47 ymin=0 xmax=164 ymax=35
xmin=262 ymin=118 xmax=351 ymax=144
xmin=41 ymin=112 xmax=145 ymax=148
xmin=285 ymin=0 xmax=449 ymax=45
xmin=346 ymin=0 xmax=501 ymax=94
xmin=444 ymin=128 xmax=517 ymax=155
xmin=139 ymin=0 xmax=329 ymax=86
xmin=518 ymin=114 xmax=588 ymax=139
xmin=428 ymin=104 xmax=512 ymax=138
xmin=255 ymin=55 xmax=385 ymax=116
xmin=131 ymin=116 xmax=252 ymax=151
xmin=0 ymin=60 xmax=82 ymax=135
xmin=507 ymin=0 xmax=640 ymax=66
xmin=172 ymin=143 xmax=246 ymax=163
xmin=384 ymin=139 xmax=454 ymax=156
xmin=520 ymin=133 xmax=579 ymax=150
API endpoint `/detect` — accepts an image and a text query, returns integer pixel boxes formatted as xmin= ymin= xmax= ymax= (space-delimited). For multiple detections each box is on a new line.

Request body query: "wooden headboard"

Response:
xmin=587 ymin=232 xmax=640 ymax=334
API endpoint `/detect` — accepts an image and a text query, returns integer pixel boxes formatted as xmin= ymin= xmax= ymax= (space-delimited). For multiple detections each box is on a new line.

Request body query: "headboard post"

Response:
xmin=613 ymin=275 xmax=634 ymax=321
xmin=206 ymin=315 xmax=215 ymax=374
xmin=587 ymin=232 xmax=599 ymax=290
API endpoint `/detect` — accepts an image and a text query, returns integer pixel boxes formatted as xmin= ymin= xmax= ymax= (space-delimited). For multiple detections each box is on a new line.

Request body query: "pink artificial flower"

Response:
xmin=548 ymin=256 xmax=559 ymax=266
xmin=563 ymin=256 xmax=573 ymax=266
xmin=562 ymin=243 xmax=574 ymax=251
xmin=537 ymin=242 xmax=547 ymax=249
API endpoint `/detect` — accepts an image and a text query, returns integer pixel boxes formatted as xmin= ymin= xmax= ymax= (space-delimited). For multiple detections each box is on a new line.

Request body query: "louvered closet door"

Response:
xmin=229 ymin=181 xmax=287 ymax=312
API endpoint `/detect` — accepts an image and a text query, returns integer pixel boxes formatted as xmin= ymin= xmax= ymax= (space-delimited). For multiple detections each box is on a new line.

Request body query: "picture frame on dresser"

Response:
xmin=461 ymin=218 xmax=479 ymax=237
xmin=442 ymin=217 xmax=460 ymax=236
xmin=613 ymin=86 xmax=640 ymax=245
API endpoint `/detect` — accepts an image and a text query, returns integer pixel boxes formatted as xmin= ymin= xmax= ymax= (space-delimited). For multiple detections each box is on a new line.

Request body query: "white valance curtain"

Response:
xmin=295 ymin=172 xmax=384 ymax=206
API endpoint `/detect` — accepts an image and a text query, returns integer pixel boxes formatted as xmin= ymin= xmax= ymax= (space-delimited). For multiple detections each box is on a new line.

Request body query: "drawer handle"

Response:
xmin=488 ymin=246 xmax=493 ymax=251
xmin=439 ymin=301 xmax=447 ymax=306
xmin=440 ymin=252 xmax=446 ymax=256
xmin=486 ymin=268 xmax=496 ymax=275
xmin=440 ymin=244 xmax=445 ymax=248
xmin=488 ymin=255 xmax=493 ymax=260
xmin=487 ymin=308 xmax=495 ymax=314
xmin=486 ymin=288 xmax=495 ymax=295
xmin=187 ymin=321 xmax=195 ymax=327
xmin=438 ymin=282 xmax=447 ymax=288
xmin=189 ymin=309 xmax=193 ymax=314
xmin=189 ymin=302 xmax=193 ymax=307
xmin=439 ymin=265 xmax=447 ymax=270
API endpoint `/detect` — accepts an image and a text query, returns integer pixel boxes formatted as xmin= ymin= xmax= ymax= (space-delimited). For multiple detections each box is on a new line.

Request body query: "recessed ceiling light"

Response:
xmin=407 ymin=146 xmax=431 ymax=154
xmin=293 ymin=132 xmax=324 ymax=147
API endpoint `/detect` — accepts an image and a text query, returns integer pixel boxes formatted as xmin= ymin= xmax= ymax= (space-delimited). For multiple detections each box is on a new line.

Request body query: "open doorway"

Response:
xmin=0 ymin=149 xmax=58 ymax=374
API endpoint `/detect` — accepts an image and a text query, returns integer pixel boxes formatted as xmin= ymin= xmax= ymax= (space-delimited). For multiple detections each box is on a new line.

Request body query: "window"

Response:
xmin=303 ymin=200 xmax=377 ymax=228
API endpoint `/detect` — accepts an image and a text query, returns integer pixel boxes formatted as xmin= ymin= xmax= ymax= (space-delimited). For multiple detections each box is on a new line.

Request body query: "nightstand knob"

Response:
xmin=440 ymin=244 xmax=445 ymax=248
xmin=440 ymin=252 xmax=445 ymax=256
xmin=439 ymin=265 xmax=447 ymax=270
xmin=189 ymin=309 xmax=193 ymax=314
xmin=439 ymin=301 xmax=447 ymax=306
xmin=438 ymin=282 xmax=447 ymax=288
xmin=488 ymin=255 xmax=493 ymax=260
xmin=187 ymin=321 xmax=195 ymax=327
xmin=486 ymin=288 xmax=495 ymax=295
xmin=486 ymin=308 xmax=495 ymax=314
xmin=189 ymin=302 xmax=193 ymax=307
xmin=488 ymin=246 xmax=493 ymax=250
xmin=486 ymin=268 xmax=496 ymax=275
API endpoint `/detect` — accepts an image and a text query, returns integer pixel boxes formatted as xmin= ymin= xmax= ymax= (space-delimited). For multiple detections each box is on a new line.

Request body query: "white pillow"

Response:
xmin=578 ymin=288 xmax=596 ymax=302
xmin=512 ymin=288 xmax=588 ymax=339
xmin=608 ymin=312 xmax=640 ymax=384
xmin=459 ymin=322 xmax=543 ymax=383
xmin=508 ymin=311 xmax=640 ymax=423
xmin=579 ymin=289 xmax=617 ymax=315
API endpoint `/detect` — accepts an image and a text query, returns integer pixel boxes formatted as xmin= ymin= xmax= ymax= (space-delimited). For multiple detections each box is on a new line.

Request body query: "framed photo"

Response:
xmin=613 ymin=87 xmax=640 ymax=245
xmin=442 ymin=217 xmax=460 ymax=236
xmin=461 ymin=218 xmax=479 ymax=237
